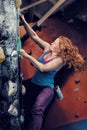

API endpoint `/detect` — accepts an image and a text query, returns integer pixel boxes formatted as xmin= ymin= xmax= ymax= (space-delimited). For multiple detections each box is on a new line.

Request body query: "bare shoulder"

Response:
xmin=53 ymin=57 xmax=65 ymax=71
xmin=44 ymin=45 xmax=50 ymax=52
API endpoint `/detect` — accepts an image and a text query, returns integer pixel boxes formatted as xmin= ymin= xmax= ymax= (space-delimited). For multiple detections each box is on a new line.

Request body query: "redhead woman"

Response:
xmin=20 ymin=14 xmax=86 ymax=130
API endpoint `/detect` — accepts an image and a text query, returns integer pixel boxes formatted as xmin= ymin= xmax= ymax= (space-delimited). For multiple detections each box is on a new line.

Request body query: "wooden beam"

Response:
xmin=20 ymin=0 xmax=47 ymax=12
xmin=37 ymin=0 xmax=66 ymax=26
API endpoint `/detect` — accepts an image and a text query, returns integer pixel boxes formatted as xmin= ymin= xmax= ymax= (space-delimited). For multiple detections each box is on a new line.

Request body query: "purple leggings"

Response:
xmin=23 ymin=82 xmax=54 ymax=130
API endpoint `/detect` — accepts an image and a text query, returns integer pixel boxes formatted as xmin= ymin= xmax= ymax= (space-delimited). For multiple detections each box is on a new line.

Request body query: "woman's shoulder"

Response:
xmin=56 ymin=58 xmax=66 ymax=71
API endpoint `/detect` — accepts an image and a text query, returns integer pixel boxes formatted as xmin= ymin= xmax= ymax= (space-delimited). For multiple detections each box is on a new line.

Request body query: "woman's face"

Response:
xmin=50 ymin=38 xmax=60 ymax=54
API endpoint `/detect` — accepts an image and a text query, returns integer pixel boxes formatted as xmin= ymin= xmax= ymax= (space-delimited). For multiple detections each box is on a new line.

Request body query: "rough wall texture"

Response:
xmin=0 ymin=0 xmax=21 ymax=130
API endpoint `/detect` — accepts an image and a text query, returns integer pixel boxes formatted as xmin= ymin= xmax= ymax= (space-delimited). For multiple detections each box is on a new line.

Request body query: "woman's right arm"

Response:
xmin=20 ymin=14 xmax=50 ymax=50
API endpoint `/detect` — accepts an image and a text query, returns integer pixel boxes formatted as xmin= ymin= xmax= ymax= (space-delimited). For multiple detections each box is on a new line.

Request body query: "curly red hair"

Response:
xmin=58 ymin=36 xmax=86 ymax=71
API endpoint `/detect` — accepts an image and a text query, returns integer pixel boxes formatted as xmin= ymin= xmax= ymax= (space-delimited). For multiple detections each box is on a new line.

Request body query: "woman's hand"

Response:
xmin=20 ymin=49 xmax=28 ymax=58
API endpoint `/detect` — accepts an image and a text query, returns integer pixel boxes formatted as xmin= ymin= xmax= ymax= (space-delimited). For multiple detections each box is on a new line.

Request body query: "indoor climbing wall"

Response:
xmin=0 ymin=0 xmax=22 ymax=130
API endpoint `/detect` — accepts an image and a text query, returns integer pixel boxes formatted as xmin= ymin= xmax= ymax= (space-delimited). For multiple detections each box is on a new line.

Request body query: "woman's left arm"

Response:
xmin=20 ymin=49 xmax=64 ymax=72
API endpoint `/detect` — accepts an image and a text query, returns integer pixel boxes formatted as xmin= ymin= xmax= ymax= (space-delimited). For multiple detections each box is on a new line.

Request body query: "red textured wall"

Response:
xmin=20 ymin=16 xmax=87 ymax=130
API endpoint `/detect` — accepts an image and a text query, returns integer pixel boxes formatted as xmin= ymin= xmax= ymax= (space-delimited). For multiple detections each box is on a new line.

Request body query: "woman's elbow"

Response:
xmin=39 ymin=68 xmax=44 ymax=72
xmin=39 ymin=65 xmax=45 ymax=72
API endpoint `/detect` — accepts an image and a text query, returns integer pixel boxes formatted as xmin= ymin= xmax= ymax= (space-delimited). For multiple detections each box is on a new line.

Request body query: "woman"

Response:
xmin=20 ymin=14 xmax=85 ymax=130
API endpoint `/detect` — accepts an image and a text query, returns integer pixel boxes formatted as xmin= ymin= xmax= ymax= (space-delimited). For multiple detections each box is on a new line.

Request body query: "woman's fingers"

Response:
xmin=20 ymin=49 xmax=25 ymax=55
xmin=20 ymin=49 xmax=28 ymax=58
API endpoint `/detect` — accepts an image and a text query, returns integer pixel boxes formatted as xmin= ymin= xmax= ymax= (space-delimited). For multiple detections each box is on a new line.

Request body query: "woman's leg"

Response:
xmin=28 ymin=87 xmax=54 ymax=130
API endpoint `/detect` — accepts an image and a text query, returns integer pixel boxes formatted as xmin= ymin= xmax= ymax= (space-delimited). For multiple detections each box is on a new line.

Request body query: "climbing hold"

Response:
xmin=21 ymin=85 xmax=26 ymax=95
xmin=20 ymin=115 xmax=24 ymax=124
xmin=75 ymin=113 xmax=80 ymax=118
xmin=0 ymin=47 xmax=6 ymax=63
xmin=74 ymin=78 xmax=80 ymax=84
xmin=16 ymin=0 xmax=22 ymax=8
xmin=74 ymin=87 xmax=80 ymax=92
xmin=20 ymin=109 xmax=24 ymax=123
xmin=8 ymin=100 xmax=19 ymax=117
xmin=28 ymin=50 xmax=32 ymax=55
xmin=11 ymin=50 xmax=18 ymax=57
xmin=8 ymin=80 xmax=17 ymax=96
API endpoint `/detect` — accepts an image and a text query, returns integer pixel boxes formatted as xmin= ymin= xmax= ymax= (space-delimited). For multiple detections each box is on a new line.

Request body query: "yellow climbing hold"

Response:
xmin=16 ymin=0 xmax=22 ymax=8
xmin=0 ymin=47 xmax=6 ymax=63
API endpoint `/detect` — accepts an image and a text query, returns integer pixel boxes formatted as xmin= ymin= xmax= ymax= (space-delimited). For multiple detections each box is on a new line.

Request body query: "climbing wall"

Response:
xmin=0 ymin=0 xmax=21 ymax=130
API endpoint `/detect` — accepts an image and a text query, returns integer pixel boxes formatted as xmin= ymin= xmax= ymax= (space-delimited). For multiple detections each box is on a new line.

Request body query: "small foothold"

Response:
xmin=74 ymin=87 xmax=80 ymax=92
xmin=20 ymin=115 xmax=24 ymax=123
xmin=74 ymin=78 xmax=80 ymax=84
xmin=75 ymin=113 xmax=80 ymax=118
